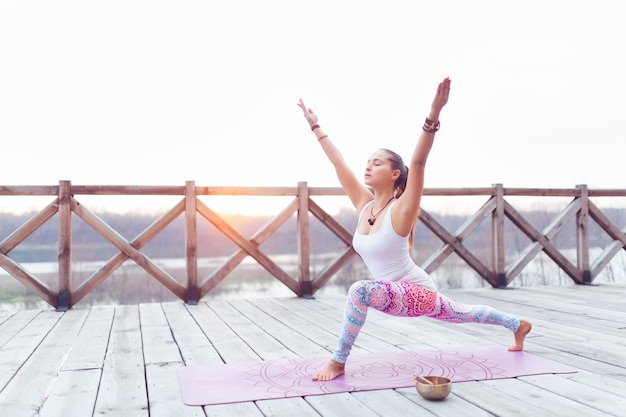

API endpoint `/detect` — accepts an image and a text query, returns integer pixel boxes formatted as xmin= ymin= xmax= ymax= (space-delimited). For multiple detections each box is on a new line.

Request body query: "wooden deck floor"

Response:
xmin=1 ymin=283 xmax=625 ymax=417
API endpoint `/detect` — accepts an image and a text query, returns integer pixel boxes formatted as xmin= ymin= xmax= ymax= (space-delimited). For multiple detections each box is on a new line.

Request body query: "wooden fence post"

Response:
xmin=576 ymin=184 xmax=591 ymax=284
xmin=57 ymin=180 xmax=72 ymax=310
xmin=185 ymin=181 xmax=198 ymax=304
xmin=297 ymin=182 xmax=313 ymax=298
xmin=492 ymin=183 xmax=506 ymax=288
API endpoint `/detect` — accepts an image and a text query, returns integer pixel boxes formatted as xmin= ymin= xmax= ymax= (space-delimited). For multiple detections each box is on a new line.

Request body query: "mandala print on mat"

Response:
xmin=244 ymin=349 xmax=507 ymax=396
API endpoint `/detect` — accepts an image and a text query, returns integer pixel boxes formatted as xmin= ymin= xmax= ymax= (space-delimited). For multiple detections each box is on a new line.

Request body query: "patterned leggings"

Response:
xmin=331 ymin=280 xmax=521 ymax=363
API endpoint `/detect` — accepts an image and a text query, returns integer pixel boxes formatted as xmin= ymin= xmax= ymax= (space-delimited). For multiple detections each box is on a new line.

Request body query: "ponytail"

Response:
xmin=382 ymin=149 xmax=416 ymax=253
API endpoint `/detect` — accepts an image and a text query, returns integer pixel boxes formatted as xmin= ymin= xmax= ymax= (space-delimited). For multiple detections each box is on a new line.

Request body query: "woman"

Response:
xmin=297 ymin=77 xmax=532 ymax=382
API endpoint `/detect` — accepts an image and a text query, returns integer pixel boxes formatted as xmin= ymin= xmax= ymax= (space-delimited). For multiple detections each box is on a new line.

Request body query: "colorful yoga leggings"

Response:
xmin=331 ymin=280 xmax=521 ymax=363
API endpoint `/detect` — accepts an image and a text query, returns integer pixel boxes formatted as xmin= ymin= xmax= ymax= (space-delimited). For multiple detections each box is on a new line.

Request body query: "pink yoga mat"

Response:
xmin=177 ymin=345 xmax=577 ymax=406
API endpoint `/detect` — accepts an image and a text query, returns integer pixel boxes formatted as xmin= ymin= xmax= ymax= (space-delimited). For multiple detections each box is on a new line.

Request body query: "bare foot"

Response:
xmin=508 ymin=320 xmax=532 ymax=351
xmin=312 ymin=359 xmax=345 ymax=381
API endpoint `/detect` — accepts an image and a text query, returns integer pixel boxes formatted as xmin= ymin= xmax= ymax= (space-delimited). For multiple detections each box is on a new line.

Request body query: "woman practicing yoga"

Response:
xmin=297 ymin=77 xmax=532 ymax=381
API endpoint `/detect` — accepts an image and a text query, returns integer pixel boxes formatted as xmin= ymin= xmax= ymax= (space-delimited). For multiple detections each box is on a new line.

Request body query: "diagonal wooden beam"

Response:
xmin=588 ymin=200 xmax=626 ymax=246
xmin=419 ymin=208 xmax=495 ymax=285
xmin=0 ymin=199 xmax=58 ymax=254
xmin=311 ymin=246 xmax=357 ymax=292
xmin=0 ymin=253 xmax=57 ymax=308
xmin=72 ymin=199 xmax=186 ymax=305
xmin=505 ymin=198 xmax=580 ymax=283
xmin=308 ymin=198 xmax=354 ymax=246
xmin=199 ymin=197 xmax=299 ymax=297
xmin=587 ymin=200 xmax=626 ymax=280
xmin=70 ymin=199 xmax=186 ymax=300
xmin=503 ymin=200 xmax=583 ymax=284
xmin=196 ymin=199 xmax=299 ymax=295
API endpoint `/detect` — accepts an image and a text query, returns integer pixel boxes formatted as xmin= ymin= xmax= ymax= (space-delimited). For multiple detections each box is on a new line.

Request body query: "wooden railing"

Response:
xmin=1 ymin=182 xmax=625 ymax=310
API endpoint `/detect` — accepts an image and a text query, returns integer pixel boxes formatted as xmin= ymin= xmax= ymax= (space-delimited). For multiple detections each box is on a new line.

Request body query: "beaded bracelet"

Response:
xmin=422 ymin=117 xmax=440 ymax=133
xmin=310 ymin=124 xmax=320 ymax=131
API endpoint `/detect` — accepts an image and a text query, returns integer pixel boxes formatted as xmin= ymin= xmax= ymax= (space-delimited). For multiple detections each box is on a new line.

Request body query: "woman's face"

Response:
xmin=364 ymin=150 xmax=398 ymax=189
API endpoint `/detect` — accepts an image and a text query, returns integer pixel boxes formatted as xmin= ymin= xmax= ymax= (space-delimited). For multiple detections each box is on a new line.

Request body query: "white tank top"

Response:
xmin=352 ymin=200 xmax=437 ymax=291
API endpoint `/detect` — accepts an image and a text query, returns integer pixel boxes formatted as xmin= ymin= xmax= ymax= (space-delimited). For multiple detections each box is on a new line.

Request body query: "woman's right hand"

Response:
xmin=430 ymin=77 xmax=451 ymax=117
xmin=297 ymin=98 xmax=319 ymax=127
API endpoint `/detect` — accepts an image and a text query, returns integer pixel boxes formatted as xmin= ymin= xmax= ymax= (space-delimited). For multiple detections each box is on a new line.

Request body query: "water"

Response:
xmin=1 ymin=249 xmax=624 ymax=311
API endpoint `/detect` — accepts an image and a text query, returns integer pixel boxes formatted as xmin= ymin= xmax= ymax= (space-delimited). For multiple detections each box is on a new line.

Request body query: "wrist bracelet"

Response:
xmin=318 ymin=135 xmax=328 ymax=141
xmin=310 ymin=124 xmax=320 ymax=131
xmin=422 ymin=117 xmax=440 ymax=133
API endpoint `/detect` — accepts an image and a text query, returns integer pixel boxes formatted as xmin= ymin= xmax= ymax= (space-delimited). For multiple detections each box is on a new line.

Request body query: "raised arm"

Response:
xmin=297 ymin=99 xmax=373 ymax=210
xmin=393 ymin=78 xmax=451 ymax=233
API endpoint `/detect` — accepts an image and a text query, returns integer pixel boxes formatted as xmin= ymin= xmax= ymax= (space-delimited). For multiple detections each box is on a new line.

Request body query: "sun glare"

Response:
xmin=0 ymin=194 xmax=352 ymax=218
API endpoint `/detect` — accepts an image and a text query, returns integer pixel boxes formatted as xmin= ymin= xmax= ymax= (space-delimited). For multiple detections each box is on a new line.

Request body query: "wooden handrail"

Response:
xmin=1 ymin=181 xmax=625 ymax=310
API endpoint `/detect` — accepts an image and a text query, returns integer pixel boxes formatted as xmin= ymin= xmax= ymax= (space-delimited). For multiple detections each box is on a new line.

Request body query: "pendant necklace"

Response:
xmin=368 ymin=197 xmax=395 ymax=226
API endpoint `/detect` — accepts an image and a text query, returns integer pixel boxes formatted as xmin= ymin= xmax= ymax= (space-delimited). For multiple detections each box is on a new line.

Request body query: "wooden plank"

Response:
xmin=395 ymin=386 xmax=494 ymax=417
xmin=304 ymin=392 xmax=382 ymax=417
xmin=308 ymin=293 xmax=519 ymax=358
xmin=513 ymin=284 xmax=625 ymax=311
xmin=139 ymin=303 xmax=181 ymax=365
xmin=0 ymin=310 xmax=63 ymax=392
xmin=350 ymin=389 xmax=438 ymax=416
xmin=463 ymin=288 xmax=626 ymax=324
xmin=256 ymin=397 xmax=325 ymax=417
xmin=146 ymin=361 xmax=204 ymax=417
xmin=139 ymin=303 xmax=208 ymax=417
xmin=37 ymin=369 xmax=102 ymax=417
xmin=0 ymin=185 xmax=58 ymax=195
xmin=203 ymin=402 xmax=265 ymax=417
xmin=93 ymin=305 xmax=148 ymax=417
xmin=458 ymin=288 xmax=626 ymax=332
xmin=232 ymin=298 xmax=330 ymax=358
xmin=479 ymin=377 xmax=616 ymax=417
xmin=521 ymin=373 xmax=626 ymax=416
xmin=0 ymin=309 xmax=40 ymax=348
xmin=258 ymin=298 xmax=358 ymax=354
xmin=265 ymin=297 xmax=372 ymax=356
xmin=452 ymin=380 xmax=574 ymax=417
xmin=434 ymin=289 xmax=626 ymax=368
xmin=0 ymin=309 xmax=87 ymax=417
xmin=61 ymin=305 xmax=114 ymax=371
xmin=276 ymin=299 xmax=401 ymax=353
xmin=0 ymin=310 xmax=16 ymax=325
xmin=1 ymin=284 xmax=626 ymax=416
xmin=208 ymin=300 xmax=296 ymax=361
xmin=436 ymin=290 xmax=610 ymax=349
xmin=161 ymin=302 xmax=223 ymax=365
xmin=525 ymin=343 xmax=626 ymax=382
xmin=186 ymin=302 xmax=261 ymax=363
xmin=264 ymin=300 xmax=448 ymax=353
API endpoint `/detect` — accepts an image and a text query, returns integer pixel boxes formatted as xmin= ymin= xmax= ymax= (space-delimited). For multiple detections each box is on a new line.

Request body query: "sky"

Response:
xmin=1 ymin=0 xmax=625 ymax=214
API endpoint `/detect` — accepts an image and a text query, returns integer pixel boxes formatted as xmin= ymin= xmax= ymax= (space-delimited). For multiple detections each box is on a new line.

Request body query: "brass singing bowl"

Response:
xmin=415 ymin=376 xmax=452 ymax=401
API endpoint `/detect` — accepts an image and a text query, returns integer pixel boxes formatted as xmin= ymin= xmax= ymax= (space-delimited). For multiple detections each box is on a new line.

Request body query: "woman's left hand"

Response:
xmin=297 ymin=98 xmax=319 ymax=127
